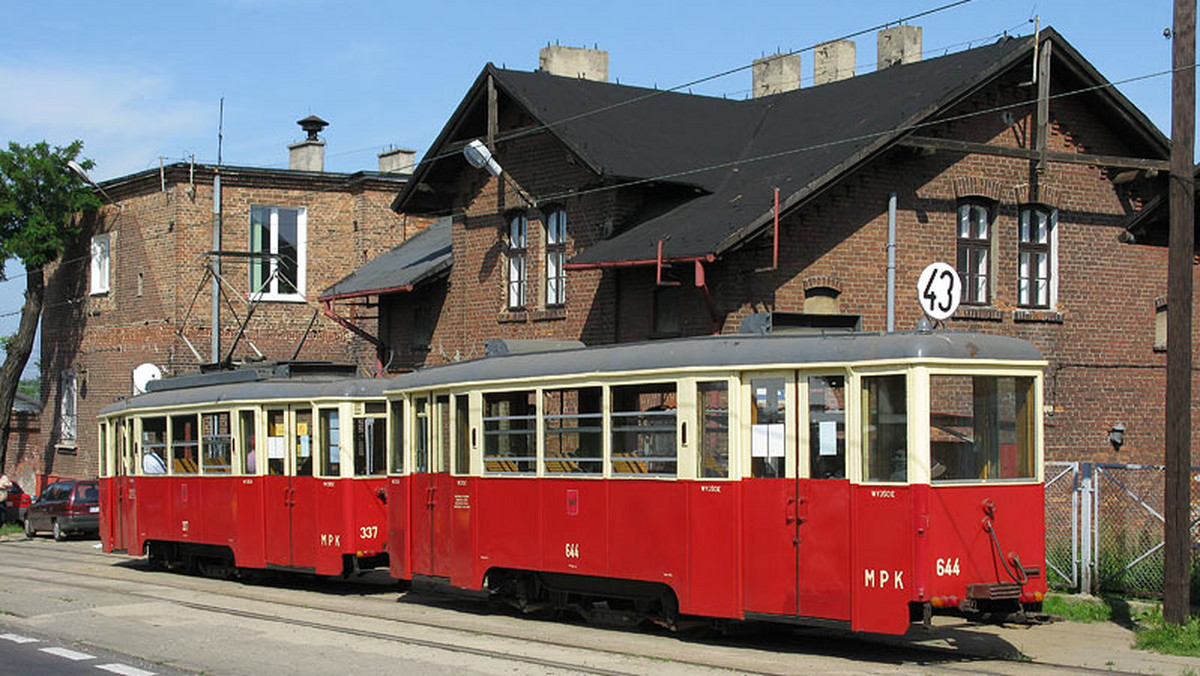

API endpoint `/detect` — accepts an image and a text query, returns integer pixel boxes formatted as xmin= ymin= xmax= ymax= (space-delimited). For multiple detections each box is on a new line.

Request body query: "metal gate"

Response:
xmin=1043 ymin=461 xmax=1199 ymax=595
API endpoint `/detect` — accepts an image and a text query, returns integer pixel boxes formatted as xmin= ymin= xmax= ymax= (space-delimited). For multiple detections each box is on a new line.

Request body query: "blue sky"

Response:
xmin=0 ymin=0 xmax=1190 ymax=376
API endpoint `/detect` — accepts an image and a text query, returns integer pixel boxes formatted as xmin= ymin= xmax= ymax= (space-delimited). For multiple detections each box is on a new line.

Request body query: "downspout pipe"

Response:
xmin=886 ymin=191 xmax=897 ymax=332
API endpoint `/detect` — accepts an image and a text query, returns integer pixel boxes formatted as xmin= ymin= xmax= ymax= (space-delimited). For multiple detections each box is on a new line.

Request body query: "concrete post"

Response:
xmin=752 ymin=53 xmax=801 ymax=97
xmin=814 ymin=40 xmax=856 ymax=85
xmin=539 ymin=45 xmax=609 ymax=82
xmin=878 ymin=25 xmax=923 ymax=69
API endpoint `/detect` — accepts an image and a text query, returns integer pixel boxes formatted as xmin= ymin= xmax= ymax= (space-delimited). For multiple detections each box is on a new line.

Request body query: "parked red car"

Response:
xmin=24 ymin=479 xmax=100 ymax=541
xmin=1 ymin=481 xmax=31 ymax=526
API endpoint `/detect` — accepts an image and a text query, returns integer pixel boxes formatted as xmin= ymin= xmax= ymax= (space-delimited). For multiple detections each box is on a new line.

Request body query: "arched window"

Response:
xmin=507 ymin=212 xmax=527 ymax=309
xmin=545 ymin=207 xmax=567 ymax=306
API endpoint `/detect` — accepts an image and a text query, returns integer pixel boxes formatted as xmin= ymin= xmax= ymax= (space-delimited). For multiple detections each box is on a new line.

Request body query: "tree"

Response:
xmin=0 ymin=141 xmax=100 ymax=473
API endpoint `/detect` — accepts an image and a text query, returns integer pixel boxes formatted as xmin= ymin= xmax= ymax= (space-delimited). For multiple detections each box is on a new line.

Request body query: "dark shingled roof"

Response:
xmin=320 ymin=217 xmax=452 ymax=300
xmin=394 ymin=28 xmax=1167 ymax=267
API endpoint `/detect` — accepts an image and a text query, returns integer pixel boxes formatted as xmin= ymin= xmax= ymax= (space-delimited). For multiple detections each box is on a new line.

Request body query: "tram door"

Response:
xmin=264 ymin=407 xmax=318 ymax=570
xmin=410 ymin=395 xmax=453 ymax=578
xmin=797 ymin=373 xmax=851 ymax=621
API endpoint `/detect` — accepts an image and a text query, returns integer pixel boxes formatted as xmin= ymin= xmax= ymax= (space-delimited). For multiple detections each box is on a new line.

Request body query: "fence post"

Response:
xmin=1080 ymin=462 xmax=1094 ymax=594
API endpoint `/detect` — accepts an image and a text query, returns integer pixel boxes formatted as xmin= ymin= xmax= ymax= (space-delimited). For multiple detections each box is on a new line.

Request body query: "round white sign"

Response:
xmin=917 ymin=262 xmax=961 ymax=321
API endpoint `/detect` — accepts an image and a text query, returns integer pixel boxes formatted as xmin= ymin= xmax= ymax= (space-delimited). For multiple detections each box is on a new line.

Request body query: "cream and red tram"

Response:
xmin=98 ymin=363 xmax=390 ymax=576
xmin=384 ymin=330 xmax=1048 ymax=635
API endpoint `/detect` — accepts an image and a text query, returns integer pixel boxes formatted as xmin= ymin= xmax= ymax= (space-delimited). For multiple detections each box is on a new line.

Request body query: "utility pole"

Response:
xmin=1164 ymin=0 xmax=1195 ymax=626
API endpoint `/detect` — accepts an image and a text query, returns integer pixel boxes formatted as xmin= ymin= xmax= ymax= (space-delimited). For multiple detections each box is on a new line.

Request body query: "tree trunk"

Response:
xmin=0 ymin=264 xmax=44 ymax=473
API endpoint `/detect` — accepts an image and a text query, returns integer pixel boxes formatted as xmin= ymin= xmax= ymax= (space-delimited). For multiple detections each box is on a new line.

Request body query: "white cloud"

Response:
xmin=0 ymin=61 xmax=210 ymax=180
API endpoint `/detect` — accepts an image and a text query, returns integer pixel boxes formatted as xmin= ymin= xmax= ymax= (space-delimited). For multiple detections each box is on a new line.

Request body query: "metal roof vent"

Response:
xmin=298 ymin=115 xmax=329 ymax=141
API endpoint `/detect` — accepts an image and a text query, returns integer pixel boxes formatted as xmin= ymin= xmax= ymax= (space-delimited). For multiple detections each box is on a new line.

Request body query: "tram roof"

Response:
xmin=99 ymin=374 xmax=392 ymax=416
xmin=386 ymin=330 xmax=1044 ymax=392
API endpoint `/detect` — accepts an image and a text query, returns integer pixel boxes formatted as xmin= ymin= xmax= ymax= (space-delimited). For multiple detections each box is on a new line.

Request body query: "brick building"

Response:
xmin=22 ymin=121 xmax=421 ymax=488
xmin=337 ymin=30 xmax=1198 ymax=466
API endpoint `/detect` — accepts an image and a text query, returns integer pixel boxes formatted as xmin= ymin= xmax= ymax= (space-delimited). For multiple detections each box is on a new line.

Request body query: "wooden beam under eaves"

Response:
xmin=898 ymin=135 xmax=1169 ymax=172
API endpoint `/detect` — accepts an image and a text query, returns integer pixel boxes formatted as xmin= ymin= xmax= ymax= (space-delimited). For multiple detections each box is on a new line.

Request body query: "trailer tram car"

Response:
xmin=98 ymin=363 xmax=391 ymax=577
xmin=384 ymin=330 xmax=1048 ymax=635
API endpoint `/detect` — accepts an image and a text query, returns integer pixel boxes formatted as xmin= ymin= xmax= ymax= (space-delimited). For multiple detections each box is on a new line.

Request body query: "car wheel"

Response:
xmin=24 ymin=518 xmax=35 ymax=539
xmin=53 ymin=520 xmax=65 ymax=542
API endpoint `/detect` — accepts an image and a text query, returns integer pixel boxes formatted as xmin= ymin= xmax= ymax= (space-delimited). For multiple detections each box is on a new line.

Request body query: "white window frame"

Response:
xmin=90 ymin=233 xmax=110 ymax=295
xmin=59 ymin=371 xmax=78 ymax=446
xmin=1017 ymin=205 xmax=1058 ymax=310
xmin=249 ymin=205 xmax=307 ymax=302
xmin=545 ymin=207 xmax=567 ymax=307
xmin=507 ymin=212 xmax=527 ymax=309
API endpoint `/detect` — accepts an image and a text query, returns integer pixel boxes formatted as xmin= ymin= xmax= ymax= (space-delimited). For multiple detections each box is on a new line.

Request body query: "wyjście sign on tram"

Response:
xmin=98 ymin=328 xmax=1047 ymax=635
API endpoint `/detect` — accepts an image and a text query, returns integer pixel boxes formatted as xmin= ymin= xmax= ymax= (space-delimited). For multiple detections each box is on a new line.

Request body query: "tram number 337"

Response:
xmin=360 ymin=525 xmax=379 ymax=539
xmin=936 ymin=557 xmax=961 ymax=576
xmin=564 ymin=543 xmax=580 ymax=558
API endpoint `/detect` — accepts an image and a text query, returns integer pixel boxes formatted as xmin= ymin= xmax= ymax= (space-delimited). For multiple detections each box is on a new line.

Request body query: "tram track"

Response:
xmin=0 ymin=539 xmax=1147 ymax=676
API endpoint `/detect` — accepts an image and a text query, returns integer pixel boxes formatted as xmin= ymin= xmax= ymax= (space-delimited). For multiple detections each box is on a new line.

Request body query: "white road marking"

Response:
xmin=0 ymin=633 xmax=39 ymax=643
xmin=97 ymin=664 xmax=157 ymax=676
xmin=40 ymin=646 xmax=96 ymax=660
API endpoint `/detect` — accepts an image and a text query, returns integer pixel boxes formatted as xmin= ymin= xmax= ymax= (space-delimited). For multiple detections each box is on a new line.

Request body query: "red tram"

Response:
xmin=382 ymin=331 xmax=1048 ymax=635
xmin=98 ymin=363 xmax=391 ymax=577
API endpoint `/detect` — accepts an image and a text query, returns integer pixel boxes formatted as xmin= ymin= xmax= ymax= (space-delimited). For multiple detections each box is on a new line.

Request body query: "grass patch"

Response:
xmin=1043 ymin=593 xmax=1120 ymax=623
xmin=1133 ymin=606 xmax=1200 ymax=657
xmin=0 ymin=523 xmax=23 ymax=537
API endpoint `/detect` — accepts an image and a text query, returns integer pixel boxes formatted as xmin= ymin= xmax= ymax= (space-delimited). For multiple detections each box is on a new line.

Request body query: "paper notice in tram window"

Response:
xmin=819 ymin=421 xmax=838 ymax=456
xmin=267 ymin=437 xmax=285 ymax=459
xmin=752 ymin=424 xmax=769 ymax=457
xmin=768 ymin=424 xmax=785 ymax=458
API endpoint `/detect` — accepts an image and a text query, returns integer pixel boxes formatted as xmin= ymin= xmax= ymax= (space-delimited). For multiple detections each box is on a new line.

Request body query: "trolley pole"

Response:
xmin=1163 ymin=0 xmax=1195 ymax=626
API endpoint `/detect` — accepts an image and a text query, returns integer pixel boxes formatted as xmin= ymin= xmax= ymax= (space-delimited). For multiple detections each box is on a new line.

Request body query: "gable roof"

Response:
xmin=395 ymin=29 xmax=1168 ymax=267
xmin=319 ymin=217 xmax=452 ymax=301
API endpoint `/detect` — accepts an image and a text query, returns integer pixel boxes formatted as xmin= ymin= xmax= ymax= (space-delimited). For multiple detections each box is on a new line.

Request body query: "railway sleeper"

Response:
xmin=486 ymin=569 xmax=680 ymax=630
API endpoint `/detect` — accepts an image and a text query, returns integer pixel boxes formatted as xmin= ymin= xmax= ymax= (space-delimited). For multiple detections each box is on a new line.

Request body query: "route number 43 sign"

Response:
xmin=917 ymin=262 xmax=961 ymax=321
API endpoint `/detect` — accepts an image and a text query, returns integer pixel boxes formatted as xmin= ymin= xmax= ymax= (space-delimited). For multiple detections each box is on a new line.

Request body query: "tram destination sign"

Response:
xmin=917 ymin=262 xmax=961 ymax=321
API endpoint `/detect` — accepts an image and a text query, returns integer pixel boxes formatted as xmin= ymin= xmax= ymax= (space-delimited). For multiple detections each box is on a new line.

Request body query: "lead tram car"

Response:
xmin=383 ymin=330 xmax=1048 ymax=635
xmin=97 ymin=363 xmax=391 ymax=577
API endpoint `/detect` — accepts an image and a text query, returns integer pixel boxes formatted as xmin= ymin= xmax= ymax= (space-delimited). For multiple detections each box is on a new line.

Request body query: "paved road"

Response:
xmin=0 ymin=535 xmax=1193 ymax=675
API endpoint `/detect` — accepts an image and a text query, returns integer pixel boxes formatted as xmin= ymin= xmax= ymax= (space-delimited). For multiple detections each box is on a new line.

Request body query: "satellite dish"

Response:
xmin=132 ymin=363 xmax=163 ymax=395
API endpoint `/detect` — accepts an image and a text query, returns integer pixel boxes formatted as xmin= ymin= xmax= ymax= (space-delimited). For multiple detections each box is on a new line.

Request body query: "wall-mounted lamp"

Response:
xmin=462 ymin=139 xmax=536 ymax=207
xmin=1108 ymin=423 xmax=1126 ymax=450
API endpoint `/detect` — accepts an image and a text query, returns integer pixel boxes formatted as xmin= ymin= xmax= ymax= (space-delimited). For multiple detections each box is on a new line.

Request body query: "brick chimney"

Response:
xmin=877 ymin=25 xmax=922 ymax=69
xmin=289 ymin=115 xmax=328 ymax=172
xmin=753 ymin=53 xmax=801 ymax=97
xmin=539 ymin=44 xmax=609 ymax=82
xmin=378 ymin=147 xmax=416 ymax=174
xmin=814 ymin=40 xmax=856 ymax=85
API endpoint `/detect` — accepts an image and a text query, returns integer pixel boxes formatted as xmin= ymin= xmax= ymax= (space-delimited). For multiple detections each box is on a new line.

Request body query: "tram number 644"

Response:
xmin=564 ymin=543 xmax=580 ymax=559
xmin=936 ymin=557 xmax=961 ymax=576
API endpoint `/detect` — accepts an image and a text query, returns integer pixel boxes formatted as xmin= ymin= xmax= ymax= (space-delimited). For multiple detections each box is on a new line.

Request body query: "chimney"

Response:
xmin=538 ymin=44 xmax=609 ymax=82
xmin=378 ymin=147 xmax=416 ymax=174
xmin=289 ymin=115 xmax=328 ymax=172
xmin=813 ymin=40 xmax=856 ymax=85
xmin=877 ymin=25 xmax=922 ymax=69
xmin=752 ymin=53 xmax=801 ymax=97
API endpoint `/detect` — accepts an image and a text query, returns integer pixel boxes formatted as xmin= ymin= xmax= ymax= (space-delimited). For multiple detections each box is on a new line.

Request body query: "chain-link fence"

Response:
xmin=1044 ymin=461 xmax=1200 ymax=597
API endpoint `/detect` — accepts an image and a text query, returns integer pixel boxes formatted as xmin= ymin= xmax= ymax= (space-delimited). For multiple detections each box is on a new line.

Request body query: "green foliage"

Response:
xmin=1043 ymin=593 xmax=1115 ymax=623
xmin=17 ymin=377 xmax=38 ymax=399
xmin=0 ymin=140 xmax=100 ymax=270
xmin=1134 ymin=605 xmax=1200 ymax=656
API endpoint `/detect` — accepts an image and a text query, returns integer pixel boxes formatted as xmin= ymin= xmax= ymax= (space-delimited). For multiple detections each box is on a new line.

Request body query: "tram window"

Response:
xmin=354 ymin=415 xmax=386 ymax=476
xmin=239 ymin=411 xmax=257 ymax=475
xmin=808 ymin=376 xmax=846 ymax=479
xmin=141 ymin=417 xmax=168 ymax=474
xmin=201 ymin=412 xmax=232 ymax=475
xmin=454 ymin=395 xmax=470 ymax=475
xmin=543 ymin=387 xmax=602 ymax=475
xmin=319 ymin=409 xmax=341 ymax=477
xmin=750 ymin=378 xmax=786 ymax=478
xmin=862 ymin=375 xmax=907 ymax=482
xmin=414 ymin=398 xmax=429 ymax=473
xmin=697 ymin=382 xmax=729 ymax=478
xmin=295 ymin=409 xmax=314 ymax=477
xmin=116 ymin=420 xmax=129 ymax=476
xmin=611 ymin=383 xmax=677 ymax=477
xmin=98 ymin=423 xmax=108 ymax=477
xmin=483 ymin=391 xmax=536 ymax=474
xmin=389 ymin=400 xmax=405 ymax=474
xmin=437 ymin=395 xmax=451 ymax=472
xmin=929 ymin=375 xmax=1036 ymax=482
xmin=170 ymin=415 xmax=199 ymax=474
xmin=266 ymin=409 xmax=286 ymax=476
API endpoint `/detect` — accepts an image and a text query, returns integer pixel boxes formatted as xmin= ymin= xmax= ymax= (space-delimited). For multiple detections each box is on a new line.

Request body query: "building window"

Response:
xmin=1154 ymin=298 xmax=1168 ymax=351
xmin=250 ymin=205 xmax=306 ymax=300
xmin=90 ymin=234 xmax=110 ymax=295
xmin=956 ymin=200 xmax=992 ymax=305
xmin=507 ymin=212 xmax=527 ymax=309
xmin=545 ymin=207 xmax=567 ymax=306
xmin=653 ymin=286 xmax=680 ymax=336
xmin=59 ymin=371 xmax=77 ymax=446
xmin=1018 ymin=205 xmax=1056 ymax=309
